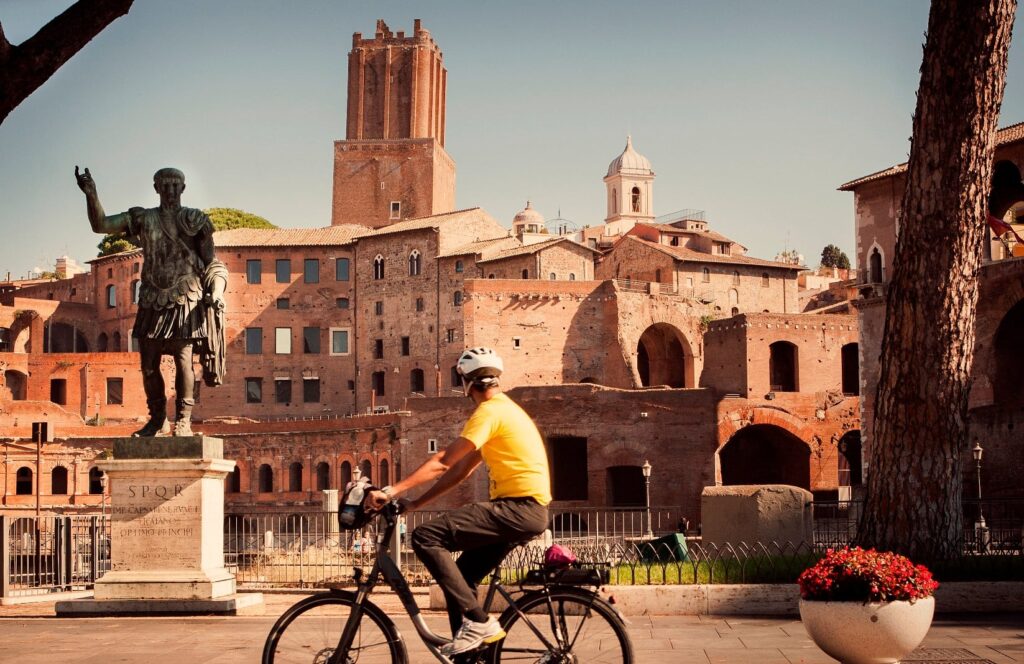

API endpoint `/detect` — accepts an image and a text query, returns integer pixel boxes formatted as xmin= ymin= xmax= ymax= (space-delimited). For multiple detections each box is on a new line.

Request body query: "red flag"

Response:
xmin=987 ymin=214 xmax=1024 ymax=244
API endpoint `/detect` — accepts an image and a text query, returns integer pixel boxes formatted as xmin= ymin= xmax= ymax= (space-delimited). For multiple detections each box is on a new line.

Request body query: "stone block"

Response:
xmin=701 ymin=484 xmax=813 ymax=548
xmin=113 ymin=435 xmax=223 ymax=460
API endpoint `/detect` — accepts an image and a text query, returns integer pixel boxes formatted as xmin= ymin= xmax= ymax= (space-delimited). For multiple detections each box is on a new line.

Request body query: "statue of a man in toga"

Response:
xmin=76 ymin=166 xmax=227 ymax=437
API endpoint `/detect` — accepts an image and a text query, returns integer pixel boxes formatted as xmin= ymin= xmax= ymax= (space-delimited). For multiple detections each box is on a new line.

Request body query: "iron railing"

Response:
xmin=0 ymin=514 xmax=110 ymax=599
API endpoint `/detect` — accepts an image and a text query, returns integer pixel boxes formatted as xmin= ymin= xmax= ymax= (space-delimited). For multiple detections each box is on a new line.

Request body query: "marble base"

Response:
xmin=55 ymin=592 xmax=265 ymax=616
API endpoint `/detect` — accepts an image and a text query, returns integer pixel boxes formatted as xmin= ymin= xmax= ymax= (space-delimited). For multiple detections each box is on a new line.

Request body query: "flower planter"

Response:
xmin=799 ymin=596 xmax=935 ymax=664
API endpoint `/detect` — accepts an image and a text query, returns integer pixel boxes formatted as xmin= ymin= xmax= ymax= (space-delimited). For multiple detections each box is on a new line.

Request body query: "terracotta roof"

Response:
xmin=214 ymin=225 xmax=370 ymax=247
xmin=623 ymin=236 xmax=803 ymax=270
xmin=839 ymin=121 xmax=1024 ymax=191
xmin=437 ymin=235 xmax=518 ymax=259
xmin=477 ymin=237 xmax=598 ymax=264
xmin=354 ymin=208 xmax=493 ymax=238
xmin=638 ymin=222 xmax=745 ymax=250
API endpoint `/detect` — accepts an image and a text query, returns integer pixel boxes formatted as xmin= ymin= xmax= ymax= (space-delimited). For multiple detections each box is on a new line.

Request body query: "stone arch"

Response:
xmin=227 ymin=466 xmax=242 ymax=493
xmin=50 ymin=466 xmax=68 ymax=495
xmin=992 ymin=298 xmax=1024 ymax=406
xmin=97 ymin=332 xmax=109 ymax=352
xmin=718 ymin=424 xmax=811 ymax=490
xmin=16 ymin=466 xmax=33 ymax=495
xmin=258 ymin=464 xmax=274 ymax=493
xmin=636 ymin=322 xmax=693 ymax=388
xmin=867 ymin=241 xmax=885 ymax=284
xmin=315 ymin=461 xmax=330 ymax=491
xmin=4 ymin=370 xmax=27 ymax=401
xmin=44 ymin=322 xmax=89 ymax=353
xmin=359 ymin=458 xmax=372 ymax=482
xmin=340 ymin=459 xmax=353 ymax=487
xmin=288 ymin=461 xmax=303 ymax=492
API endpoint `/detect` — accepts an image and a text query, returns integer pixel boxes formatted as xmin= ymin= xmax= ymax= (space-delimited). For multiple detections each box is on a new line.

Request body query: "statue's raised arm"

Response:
xmin=75 ymin=165 xmax=128 ymax=235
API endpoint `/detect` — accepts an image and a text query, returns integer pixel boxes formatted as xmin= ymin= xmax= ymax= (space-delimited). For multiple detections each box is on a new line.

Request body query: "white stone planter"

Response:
xmin=799 ymin=596 xmax=935 ymax=664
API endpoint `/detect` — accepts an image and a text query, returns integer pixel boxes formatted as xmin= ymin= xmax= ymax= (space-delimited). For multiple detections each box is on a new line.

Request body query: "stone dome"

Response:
xmin=606 ymin=135 xmax=653 ymax=177
xmin=513 ymin=201 xmax=545 ymax=228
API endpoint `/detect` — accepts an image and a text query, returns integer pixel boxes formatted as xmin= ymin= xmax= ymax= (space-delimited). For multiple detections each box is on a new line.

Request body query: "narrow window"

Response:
xmin=428 ymin=439 xmax=438 ymax=453
xmin=276 ymin=297 xmax=289 ymax=310
xmin=374 ymin=339 xmax=384 ymax=359
xmin=513 ymin=337 xmax=522 ymax=350
xmin=761 ymin=272 xmax=770 ymax=288
xmin=409 ymin=250 xmax=421 ymax=276
xmin=246 ymin=259 xmax=262 ymax=284
xmin=50 ymin=379 xmax=67 ymax=405
xmin=446 ymin=329 xmax=455 ymax=343
xmin=245 ymin=328 xmax=262 ymax=354
xmin=671 ymin=236 xmax=680 ymax=246
xmin=390 ymin=201 xmax=401 ymax=220
xmin=401 ymin=337 xmax=410 ymax=356
xmin=732 ymin=270 xmax=740 ymax=285
xmin=454 ymin=291 xmax=463 ymax=306
xmin=275 ymin=379 xmax=292 ymax=404
xmin=612 ymin=188 xmax=617 ymax=213
xmin=415 ymin=297 xmax=424 ymax=312
xmin=106 ymin=377 xmax=123 ymax=405
xmin=631 ymin=186 xmax=641 ymax=213
xmin=371 ymin=371 xmax=386 ymax=396
xmin=303 ymin=327 xmax=320 ymax=354
xmin=549 ymin=273 xmax=556 ymax=280
xmin=521 ymin=269 xmax=529 ymax=279
xmin=316 ymin=462 xmax=330 ymax=490
xmin=375 ymin=301 xmax=384 ymax=316
xmin=450 ymin=366 xmax=460 ymax=387
xmin=769 ymin=341 xmax=799 ymax=392
xmin=304 ymin=259 xmax=319 ymax=283
xmin=336 ymin=297 xmax=350 ymax=309
xmin=303 ymin=378 xmax=321 ymax=403
xmin=455 ymin=260 xmax=464 ymax=274
xmin=276 ymin=259 xmax=291 ymax=283
xmin=258 ymin=464 xmax=274 ymax=492
xmin=569 ymin=273 xmax=576 ymax=281
xmin=336 ymin=257 xmax=350 ymax=281
xmin=841 ymin=343 xmax=860 ymax=396
xmin=275 ymin=328 xmax=291 ymax=354
xmin=702 ymin=267 xmax=711 ymax=283
xmin=89 ymin=467 xmax=104 ymax=494
xmin=410 ymin=368 xmax=425 ymax=392
xmin=106 ymin=284 xmax=116 ymax=308
xmin=373 ymin=255 xmax=385 ymax=280
xmin=869 ymin=248 xmax=884 ymax=283
xmin=245 ymin=378 xmax=263 ymax=403
xmin=227 ymin=467 xmax=241 ymax=493
xmin=16 ymin=467 xmax=33 ymax=495
xmin=51 ymin=467 xmax=68 ymax=495
xmin=131 ymin=279 xmax=140 ymax=304
xmin=289 ymin=462 xmax=303 ymax=492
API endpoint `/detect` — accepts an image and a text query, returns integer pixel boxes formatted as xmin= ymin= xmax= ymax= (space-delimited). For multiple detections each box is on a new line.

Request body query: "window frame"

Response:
xmin=106 ymin=377 xmax=123 ymax=405
xmin=246 ymin=259 xmax=262 ymax=284
xmin=275 ymin=259 xmax=291 ymax=284
xmin=329 ymin=327 xmax=351 ymax=356
xmin=303 ymin=258 xmax=320 ymax=284
xmin=245 ymin=377 xmax=263 ymax=403
xmin=275 ymin=327 xmax=292 ymax=354
xmin=303 ymin=327 xmax=320 ymax=354
xmin=245 ymin=327 xmax=263 ymax=354
xmin=336 ymin=257 xmax=350 ymax=281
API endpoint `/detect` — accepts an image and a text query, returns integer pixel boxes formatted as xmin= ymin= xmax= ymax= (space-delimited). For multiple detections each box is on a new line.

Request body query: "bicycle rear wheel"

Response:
xmin=489 ymin=588 xmax=633 ymax=663
xmin=262 ymin=591 xmax=408 ymax=664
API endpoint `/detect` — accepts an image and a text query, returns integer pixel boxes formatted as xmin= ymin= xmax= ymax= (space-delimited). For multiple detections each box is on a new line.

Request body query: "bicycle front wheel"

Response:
xmin=490 ymin=588 xmax=634 ymax=663
xmin=262 ymin=591 xmax=408 ymax=664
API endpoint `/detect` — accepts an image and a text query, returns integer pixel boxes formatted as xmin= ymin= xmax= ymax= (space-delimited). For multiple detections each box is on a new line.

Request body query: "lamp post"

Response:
xmin=972 ymin=442 xmax=988 ymax=552
xmin=100 ymin=472 xmax=108 ymax=524
xmin=642 ymin=460 xmax=653 ymax=540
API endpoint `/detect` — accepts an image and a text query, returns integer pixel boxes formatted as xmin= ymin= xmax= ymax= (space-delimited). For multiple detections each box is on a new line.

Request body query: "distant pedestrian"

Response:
xmin=676 ymin=517 xmax=690 ymax=534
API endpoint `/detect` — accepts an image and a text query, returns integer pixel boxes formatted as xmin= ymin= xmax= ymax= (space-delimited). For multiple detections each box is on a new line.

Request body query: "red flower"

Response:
xmin=797 ymin=547 xmax=939 ymax=603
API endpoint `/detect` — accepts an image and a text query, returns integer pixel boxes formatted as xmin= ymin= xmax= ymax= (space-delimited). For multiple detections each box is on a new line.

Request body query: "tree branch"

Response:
xmin=0 ymin=0 xmax=135 ymax=125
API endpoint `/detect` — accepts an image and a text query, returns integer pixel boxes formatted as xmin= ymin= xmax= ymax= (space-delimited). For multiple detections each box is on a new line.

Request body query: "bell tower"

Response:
xmin=604 ymin=136 xmax=655 ymax=235
xmin=331 ymin=20 xmax=456 ymax=227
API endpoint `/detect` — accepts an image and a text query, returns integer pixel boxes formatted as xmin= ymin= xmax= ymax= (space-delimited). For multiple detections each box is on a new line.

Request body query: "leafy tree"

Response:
xmin=820 ymin=244 xmax=851 ymax=270
xmin=858 ymin=0 xmax=1015 ymax=560
xmin=1 ymin=0 xmax=135 ymax=126
xmin=95 ymin=207 xmax=277 ymax=256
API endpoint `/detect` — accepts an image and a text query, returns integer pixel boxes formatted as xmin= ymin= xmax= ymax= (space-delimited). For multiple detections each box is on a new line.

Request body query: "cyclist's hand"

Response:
xmin=365 ymin=490 xmax=389 ymax=511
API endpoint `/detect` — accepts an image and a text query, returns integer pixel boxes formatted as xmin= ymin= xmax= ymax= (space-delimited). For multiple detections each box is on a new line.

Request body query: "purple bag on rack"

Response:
xmin=544 ymin=543 xmax=578 ymax=568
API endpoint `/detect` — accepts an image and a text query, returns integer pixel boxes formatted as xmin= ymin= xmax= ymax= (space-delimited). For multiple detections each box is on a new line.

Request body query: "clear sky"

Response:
xmin=1 ymin=0 xmax=1022 ymax=278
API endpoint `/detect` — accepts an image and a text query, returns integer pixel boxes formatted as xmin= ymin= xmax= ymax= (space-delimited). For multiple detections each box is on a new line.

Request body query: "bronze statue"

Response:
xmin=76 ymin=166 xmax=227 ymax=437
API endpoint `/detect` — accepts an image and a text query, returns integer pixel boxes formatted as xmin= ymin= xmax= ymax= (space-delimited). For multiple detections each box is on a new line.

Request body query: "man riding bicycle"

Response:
xmin=366 ymin=347 xmax=551 ymax=656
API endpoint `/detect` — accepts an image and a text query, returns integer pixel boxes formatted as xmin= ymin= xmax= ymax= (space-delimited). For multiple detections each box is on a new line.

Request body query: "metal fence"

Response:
xmin=0 ymin=514 xmax=110 ymax=599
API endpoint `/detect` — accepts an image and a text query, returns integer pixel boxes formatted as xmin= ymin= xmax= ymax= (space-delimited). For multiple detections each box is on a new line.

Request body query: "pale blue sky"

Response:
xmin=1 ymin=0 xmax=1021 ymax=278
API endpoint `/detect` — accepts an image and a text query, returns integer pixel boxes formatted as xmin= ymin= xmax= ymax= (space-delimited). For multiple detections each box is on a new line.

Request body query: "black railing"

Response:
xmin=0 ymin=514 xmax=110 ymax=599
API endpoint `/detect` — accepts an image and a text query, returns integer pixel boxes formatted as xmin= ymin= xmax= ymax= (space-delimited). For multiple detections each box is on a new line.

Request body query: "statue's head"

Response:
xmin=153 ymin=167 xmax=185 ymax=205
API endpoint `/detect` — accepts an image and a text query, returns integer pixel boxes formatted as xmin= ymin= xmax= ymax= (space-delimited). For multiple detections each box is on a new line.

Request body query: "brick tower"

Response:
xmin=331 ymin=20 xmax=456 ymax=228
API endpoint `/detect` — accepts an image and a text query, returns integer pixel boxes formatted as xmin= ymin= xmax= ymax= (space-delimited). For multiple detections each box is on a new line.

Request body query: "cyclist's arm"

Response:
xmin=409 ymin=445 xmax=482 ymax=509
xmin=366 ymin=437 xmax=479 ymax=508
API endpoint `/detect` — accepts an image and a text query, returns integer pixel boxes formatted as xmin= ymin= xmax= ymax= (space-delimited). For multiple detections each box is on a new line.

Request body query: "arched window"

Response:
xmin=869 ymin=247 xmax=883 ymax=283
xmin=769 ymin=341 xmax=799 ymax=392
xmin=97 ymin=333 xmax=108 ymax=352
xmin=761 ymin=273 xmax=770 ymax=288
xmin=488 ymin=273 xmax=495 ymax=279
xmin=316 ymin=462 xmax=330 ymax=490
xmin=373 ymin=255 xmax=384 ymax=280
xmin=106 ymin=284 xmax=116 ymax=308
xmin=569 ymin=273 xmax=576 ymax=281
xmin=841 ymin=343 xmax=859 ymax=395
xmin=288 ymin=462 xmax=303 ymax=492
xmin=731 ymin=307 xmax=739 ymax=316
xmin=702 ymin=267 xmax=711 ymax=283
xmin=360 ymin=459 xmax=372 ymax=482
xmin=549 ymin=272 xmax=556 ymax=280
xmin=258 ymin=464 xmax=274 ymax=493
xmin=631 ymin=186 xmax=641 ymax=213
xmin=16 ymin=467 xmax=32 ymax=495
xmin=379 ymin=459 xmax=390 ymax=487
xmin=51 ymin=466 xmax=68 ymax=495
xmin=732 ymin=271 xmax=740 ymax=285
xmin=88 ymin=467 xmax=104 ymax=494
xmin=340 ymin=461 xmax=352 ymax=488
xmin=131 ymin=279 xmax=140 ymax=304
xmin=410 ymin=368 xmax=425 ymax=393
xmin=228 ymin=466 xmax=241 ymax=493
xmin=455 ymin=260 xmax=464 ymax=273
xmin=521 ymin=269 xmax=529 ymax=279
xmin=612 ymin=188 xmax=617 ymax=213
xmin=111 ymin=331 xmax=121 ymax=352
xmin=453 ymin=291 xmax=463 ymax=306
xmin=408 ymin=250 xmax=421 ymax=276
xmin=728 ymin=289 xmax=739 ymax=306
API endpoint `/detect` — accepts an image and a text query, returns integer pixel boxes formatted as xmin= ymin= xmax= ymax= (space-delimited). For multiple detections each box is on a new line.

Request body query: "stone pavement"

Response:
xmin=0 ymin=593 xmax=1021 ymax=663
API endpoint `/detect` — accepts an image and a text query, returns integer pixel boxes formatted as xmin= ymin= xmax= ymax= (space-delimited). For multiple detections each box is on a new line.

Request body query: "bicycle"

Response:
xmin=262 ymin=501 xmax=634 ymax=663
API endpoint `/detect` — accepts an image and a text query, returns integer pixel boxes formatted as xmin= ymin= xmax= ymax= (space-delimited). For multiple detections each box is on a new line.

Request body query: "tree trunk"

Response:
xmin=0 ymin=0 xmax=134 ymax=126
xmin=859 ymin=0 xmax=1016 ymax=560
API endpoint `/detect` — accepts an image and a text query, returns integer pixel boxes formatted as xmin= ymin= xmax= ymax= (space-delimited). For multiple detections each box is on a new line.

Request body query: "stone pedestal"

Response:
xmin=57 ymin=436 xmax=263 ymax=616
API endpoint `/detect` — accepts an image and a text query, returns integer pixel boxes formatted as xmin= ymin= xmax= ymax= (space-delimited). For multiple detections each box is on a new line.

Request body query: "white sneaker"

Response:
xmin=442 ymin=617 xmax=506 ymax=655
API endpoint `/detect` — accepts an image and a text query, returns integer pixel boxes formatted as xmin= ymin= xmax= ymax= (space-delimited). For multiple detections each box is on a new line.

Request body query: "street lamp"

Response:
xmin=972 ymin=442 xmax=989 ymax=552
xmin=100 ymin=472 xmax=108 ymax=524
xmin=642 ymin=460 xmax=653 ymax=539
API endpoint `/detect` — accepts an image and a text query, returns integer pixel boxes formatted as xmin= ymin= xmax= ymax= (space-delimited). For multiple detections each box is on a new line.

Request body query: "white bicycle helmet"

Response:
xmin=457 ymin=347 xmax=504 ymax=387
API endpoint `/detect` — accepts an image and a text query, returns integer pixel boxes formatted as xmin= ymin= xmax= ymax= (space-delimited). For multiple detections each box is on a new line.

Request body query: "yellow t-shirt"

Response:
xmin=459 ymin=393 xmax=552 ymax=505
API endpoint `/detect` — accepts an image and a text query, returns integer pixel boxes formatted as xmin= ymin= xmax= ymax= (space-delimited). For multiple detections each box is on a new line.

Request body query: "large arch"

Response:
xmin=993 ymin=298 xmax=1024 ymax=406
xmin=3 ymin=370 xmax=27 ymax=400
xmin=636 ymin=323 xmax=692 ymax=388
xmin=719 ymin=424 xmax=811 ymax=490
xmin=44 ymin=322 xmax=90 ymax=353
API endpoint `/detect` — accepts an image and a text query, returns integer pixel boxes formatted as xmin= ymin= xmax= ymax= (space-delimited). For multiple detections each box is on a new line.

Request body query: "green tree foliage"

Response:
xmin=95 ymin=207 xmax=276 ymax=256
xmin=820 ymin=244 xmax=851 ymax=269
